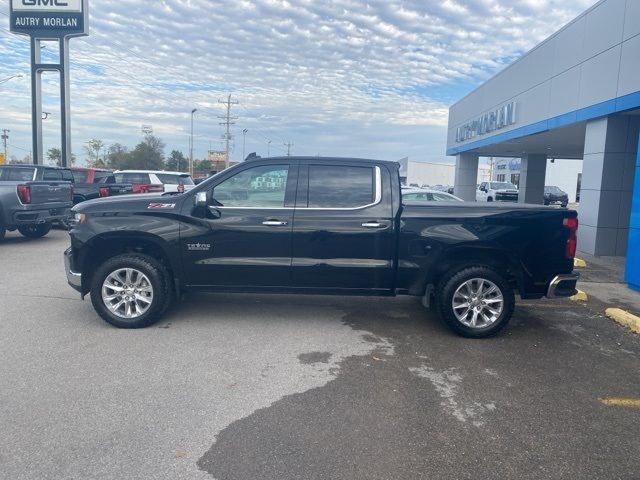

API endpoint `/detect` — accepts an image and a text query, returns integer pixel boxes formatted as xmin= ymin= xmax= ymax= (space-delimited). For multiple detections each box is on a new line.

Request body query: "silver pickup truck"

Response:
xmin=0 ymin=165 xmax=74 ymax=241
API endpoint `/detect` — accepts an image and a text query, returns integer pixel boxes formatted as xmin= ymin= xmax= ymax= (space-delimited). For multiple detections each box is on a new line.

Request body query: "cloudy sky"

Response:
xmin=0 ymin=0 xmax=596 ymax=165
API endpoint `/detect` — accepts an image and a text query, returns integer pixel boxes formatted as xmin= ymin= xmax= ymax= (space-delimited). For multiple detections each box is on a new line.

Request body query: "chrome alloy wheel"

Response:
xmin=451 ymin=278 xmax=504 ymax=328
xmin=101 ymin=268 xmax=154 ymax=319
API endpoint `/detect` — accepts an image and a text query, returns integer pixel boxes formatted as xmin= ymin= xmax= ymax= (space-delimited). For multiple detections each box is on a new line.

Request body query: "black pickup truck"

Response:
xmin=64 ymin=157 xmax=579 ymax=337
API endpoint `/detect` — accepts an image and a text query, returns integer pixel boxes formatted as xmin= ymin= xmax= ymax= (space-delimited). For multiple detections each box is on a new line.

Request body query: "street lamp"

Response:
xmin=0 ymin=74 xmax=24 ymax=84
xmin=242 ymin=128 xmax=248 ymax=161
xmin=190 ymin=108 xmax=197 ymax=175
xmin=267 ymin=139 xmax=271 ymax=157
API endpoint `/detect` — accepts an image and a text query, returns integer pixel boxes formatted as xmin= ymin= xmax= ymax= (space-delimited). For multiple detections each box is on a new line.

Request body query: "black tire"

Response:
xmin=17 ymin=222 xmax=52 ymax=238
xmin=487 ymin=197 xmax=493 ymax=202
xmin=436 ymin=266 xmax=515 ymax=338
xmin=90 ymin=254 xmax=173 ymax=328
xmin=561 ymin=203 xmax=568 ymax=208
xmin=0 ymin=226 xmax=5 ymax=242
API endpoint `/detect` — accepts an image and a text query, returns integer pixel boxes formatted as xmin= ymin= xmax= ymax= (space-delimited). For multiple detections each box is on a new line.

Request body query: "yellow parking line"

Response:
xmin=599 ymin=397 xmax=640 ymax=408
xmin=570 ymin=289 xmax=588 ymax=302
xmin=605 ymin=308 xmax=640 ymax=335
xmin=574 ymin=258 xmax=587 ymax=268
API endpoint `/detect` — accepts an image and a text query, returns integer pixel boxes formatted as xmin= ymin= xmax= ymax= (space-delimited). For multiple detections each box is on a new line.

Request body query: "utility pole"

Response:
xmin=190 ymin=109 xmax=197 ymax=175
xmin=284 ymin=141 xmax=294 ymax=156
xmin=267 ymin=140 xmax=271 ymax=157
xmin=242 ymin=128 xmax=248 ymax=161
xmin=218 ymin=94 xmax=238 ymax=169
xmin=1 ymin=129 xmax=9 ymax=163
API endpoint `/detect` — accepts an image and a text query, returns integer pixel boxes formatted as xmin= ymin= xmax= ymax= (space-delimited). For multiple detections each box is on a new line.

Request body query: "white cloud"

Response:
xmin=0 ymin=0 xmax=597 ymax=164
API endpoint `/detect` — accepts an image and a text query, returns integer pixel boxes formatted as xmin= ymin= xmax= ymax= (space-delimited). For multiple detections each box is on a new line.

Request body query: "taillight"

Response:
xmin=131 ymin=183 xmax=147 ymax=194
xmin=98 ymin=187 xmax=110 ymax=198
xmin=69 ymin=186 xmax=74 ymax=202
xmin=563 ymin=217 xmax=578 ymax=259
xmin=17 ymin=184 xmax=31 ymax=204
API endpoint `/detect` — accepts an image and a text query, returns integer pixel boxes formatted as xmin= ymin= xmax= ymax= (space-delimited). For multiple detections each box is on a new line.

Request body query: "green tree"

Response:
xmin=84 ymin=139 xmax=105 ymax=168
xmin=166 ymin=150 xmax=188 ymax=172
xmin=106 ymin=143 xmax=131 ymax=170
xmin=46 ymin=147 xmax=76 ymax=167
xmin=129 ymin=135 xmax=165 ymax=170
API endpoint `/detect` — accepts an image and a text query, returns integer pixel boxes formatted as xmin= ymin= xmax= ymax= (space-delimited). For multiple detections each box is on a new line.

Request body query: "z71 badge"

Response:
xmin=147 ymin=203 xmax=175 ymax=209
xmin=187 ymin=243 xmax=211 ymax=251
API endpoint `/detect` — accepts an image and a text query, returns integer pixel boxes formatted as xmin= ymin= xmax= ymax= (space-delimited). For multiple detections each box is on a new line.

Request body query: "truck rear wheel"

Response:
xmin=90 ymin=254 xmax=173 ymax=328
xmin=18 ymin=222 xmax=52 ymax=238
xmin=0 ymin=226 xmax=5 ymax=242
xmin=436 ymin=266 xmax=514 ymax=338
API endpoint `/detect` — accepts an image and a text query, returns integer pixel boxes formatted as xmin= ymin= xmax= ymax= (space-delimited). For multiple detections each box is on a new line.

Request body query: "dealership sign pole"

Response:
xmin=9 ymin=0 xmax=88 ymax=167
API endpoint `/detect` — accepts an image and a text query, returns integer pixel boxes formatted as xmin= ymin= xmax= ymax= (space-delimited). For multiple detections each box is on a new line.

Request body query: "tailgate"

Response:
xmin=28 ymin=182 xmax=73 ymax=204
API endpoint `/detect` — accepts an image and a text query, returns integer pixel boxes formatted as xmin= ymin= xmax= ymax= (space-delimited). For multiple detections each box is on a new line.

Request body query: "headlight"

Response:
xmin=74 ymin=213 xmax=87 ymax=224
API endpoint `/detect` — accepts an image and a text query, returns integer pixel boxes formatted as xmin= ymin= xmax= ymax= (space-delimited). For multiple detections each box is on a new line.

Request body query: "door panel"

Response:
xmin=181 ymin=163 xmax=296 ymax=287
xmin=291 ymin=163 xmax=395 ymax=291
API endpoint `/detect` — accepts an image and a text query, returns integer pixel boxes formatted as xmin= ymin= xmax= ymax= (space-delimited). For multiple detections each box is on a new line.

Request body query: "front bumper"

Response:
xmin=546 ymin=272 xmax=580 ymax=298
xmin=64 ymin=247 xmax=82 ymax=293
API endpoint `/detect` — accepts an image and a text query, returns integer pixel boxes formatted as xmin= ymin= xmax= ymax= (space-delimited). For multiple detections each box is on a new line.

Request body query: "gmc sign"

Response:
xmin=12 ymin=0 xmax=81 ymax=12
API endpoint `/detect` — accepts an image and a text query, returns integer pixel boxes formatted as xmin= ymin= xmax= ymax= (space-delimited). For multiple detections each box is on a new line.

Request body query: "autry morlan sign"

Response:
xmin=456 ymin=102 xmax=517 ymax=143
xmin=10 ymin=0 xmax=88 ymax=37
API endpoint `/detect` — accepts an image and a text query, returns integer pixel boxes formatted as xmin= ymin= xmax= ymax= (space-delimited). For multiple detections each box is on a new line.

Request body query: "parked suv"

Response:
xmin=477 ymin=181 xmax=519 ymax=202
xmin=544 ymin=186 xmax=569 ymax=207
xmin=114 ymin=170 xmax=195 ymax=193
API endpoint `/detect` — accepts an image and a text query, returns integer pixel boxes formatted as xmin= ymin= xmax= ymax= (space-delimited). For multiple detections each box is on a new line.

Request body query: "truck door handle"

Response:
xmin=262 ymin=219 xmax=288 ymax=226
xmin=361 ymin=221 xmax=387 ymax=229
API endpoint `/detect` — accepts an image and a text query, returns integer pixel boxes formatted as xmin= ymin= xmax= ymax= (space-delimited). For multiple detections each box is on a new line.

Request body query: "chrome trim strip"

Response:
xmin=214 ymin=166 xmax=383 ymax=212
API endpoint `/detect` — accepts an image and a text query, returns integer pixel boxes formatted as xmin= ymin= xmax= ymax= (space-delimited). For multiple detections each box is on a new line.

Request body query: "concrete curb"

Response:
xmin=605 ymin=308 xmax=640 ymax=335
xmin=574 ymin=258 xmax=587 ymax=268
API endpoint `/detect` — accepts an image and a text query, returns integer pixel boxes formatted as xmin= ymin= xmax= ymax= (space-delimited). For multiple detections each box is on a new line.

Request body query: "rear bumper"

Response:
xmin=12 ymin=206 xmax=72 ymax=226
xmin=546 ymin=272 xmax=580 ymax=298
xmin=64 ymin=247 xmax=82 ymax=293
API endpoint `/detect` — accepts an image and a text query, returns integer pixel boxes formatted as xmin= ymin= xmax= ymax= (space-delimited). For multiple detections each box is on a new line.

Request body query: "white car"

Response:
xmin=113 ymin=170 xmax=195 ymax=193
xmin=402 ymin=188 xmax=463 ymax=202
xmin=476 ymin=181 xmax=519 ymax=202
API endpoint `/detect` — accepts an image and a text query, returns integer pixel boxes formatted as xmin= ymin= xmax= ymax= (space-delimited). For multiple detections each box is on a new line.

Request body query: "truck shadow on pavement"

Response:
xmin=192 ymin=294 xmax=640 ymax=480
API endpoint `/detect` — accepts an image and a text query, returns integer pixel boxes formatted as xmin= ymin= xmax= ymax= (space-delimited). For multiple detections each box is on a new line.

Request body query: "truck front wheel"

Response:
xmin=436 ymin=266 xmax=515 ymax=338
xmin=18 ymin=222 xmax=52 ymax=238
xmin=90 ymin=254 xmax=173 ymax=328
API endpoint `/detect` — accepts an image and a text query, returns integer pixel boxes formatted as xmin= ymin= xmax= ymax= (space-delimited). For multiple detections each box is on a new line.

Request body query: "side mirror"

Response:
xmin=195 ymin=191 xmax=208 ymax=207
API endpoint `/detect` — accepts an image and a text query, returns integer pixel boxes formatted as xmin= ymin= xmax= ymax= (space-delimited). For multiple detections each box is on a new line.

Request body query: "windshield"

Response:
xmin=71 ymin=170 xmax=89 ymax=183
xmin=0 ymin=166 xmax=35 ymax=181
xmin=490 ymin=182 xmax=517 ymax=190
xmin=545 ymin=186 xmax=564 ymax=194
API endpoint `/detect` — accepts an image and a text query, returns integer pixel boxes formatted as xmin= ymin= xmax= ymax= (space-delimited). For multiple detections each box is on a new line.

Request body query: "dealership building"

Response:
xmin=447 ymin=0 xmax=640 ymax=289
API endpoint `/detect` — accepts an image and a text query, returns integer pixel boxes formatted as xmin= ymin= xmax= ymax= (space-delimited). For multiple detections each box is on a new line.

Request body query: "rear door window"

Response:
xmin=0 ymin=167 xmax=35 ymax=181
xmin=43 ymin=169 xmax=63 ymax=181
xmin=71 ymin=170 xmax=89 ymax=183
xmin=307 ymin=165 xmax=374 ymax=208
xmin=114 ymin=173 xmax=151 ymax=184
xmin=155 ymin=173 xmax=195 ymax=185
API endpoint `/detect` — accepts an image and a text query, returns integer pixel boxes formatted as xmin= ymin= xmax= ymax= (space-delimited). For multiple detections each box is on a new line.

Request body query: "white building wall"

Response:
xmin=408 ymin=161 xmax=491 ymax=187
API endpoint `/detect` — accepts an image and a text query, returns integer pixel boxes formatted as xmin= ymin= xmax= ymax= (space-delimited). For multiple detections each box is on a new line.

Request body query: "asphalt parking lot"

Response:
xmin=1 ymin=229 xmax=640 ymax=480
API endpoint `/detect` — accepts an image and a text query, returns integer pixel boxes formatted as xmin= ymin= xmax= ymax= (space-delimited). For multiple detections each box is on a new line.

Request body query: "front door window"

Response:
xmin=213 ymin=165 xmax=289 ymax=208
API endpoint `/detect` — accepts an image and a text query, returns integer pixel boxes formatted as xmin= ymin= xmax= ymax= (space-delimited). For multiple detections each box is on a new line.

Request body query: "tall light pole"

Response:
xmin=190 ymin=108 xmax=197 ymax=175
xmin=242 ymin=128 xmax=248 ymax=161
xmin=267 ymin=140 xmax=271 ymax=157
